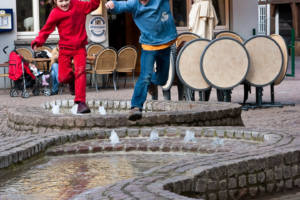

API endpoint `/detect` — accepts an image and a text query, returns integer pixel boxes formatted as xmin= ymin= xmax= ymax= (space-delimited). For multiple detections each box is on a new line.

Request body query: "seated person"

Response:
xmin=29 ymin=63 xmax=50 ymax=86
xmin=50 ymin=45 xmax=60 ymax=95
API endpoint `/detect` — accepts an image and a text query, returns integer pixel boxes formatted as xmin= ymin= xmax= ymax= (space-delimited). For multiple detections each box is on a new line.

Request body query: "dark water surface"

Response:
xmin=0 ymin=153 xmax=186 ymax=200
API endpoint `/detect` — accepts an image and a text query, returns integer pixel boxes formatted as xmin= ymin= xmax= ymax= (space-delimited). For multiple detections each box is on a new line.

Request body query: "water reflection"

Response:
xmin=0 ymin=154 xmax=184 ymax=200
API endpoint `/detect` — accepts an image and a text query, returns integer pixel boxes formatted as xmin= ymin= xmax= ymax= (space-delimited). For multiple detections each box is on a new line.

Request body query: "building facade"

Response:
xmin=0 ymin=0 xmax=257 ymax=89
xmin=258 ymin=0 xmax=299 ymax=54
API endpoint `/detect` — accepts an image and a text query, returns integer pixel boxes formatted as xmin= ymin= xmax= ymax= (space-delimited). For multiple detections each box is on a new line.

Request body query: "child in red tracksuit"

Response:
xmin=31 ymin=0 xmax=100 ymax=114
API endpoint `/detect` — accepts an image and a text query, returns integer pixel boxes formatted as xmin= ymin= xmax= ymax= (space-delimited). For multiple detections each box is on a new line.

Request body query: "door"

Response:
xmin=126 ymin=13 xmax=141 ymax=73
xmin=108 ymin=11 xmax=141 ymax=74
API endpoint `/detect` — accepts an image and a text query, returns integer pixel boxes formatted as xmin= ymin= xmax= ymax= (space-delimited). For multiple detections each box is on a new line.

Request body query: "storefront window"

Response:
xmin=39 ymin=0 xmax=52 ymax=30
xmin=17 ymin=0 xmax=58 ymax=39
xmin=173 ymin=0 xmax=187 ymax=27
xmin=17 ymin=0 xmax=34 ymax=32
xmin=212 ymin=0 xmax=226 ymax=26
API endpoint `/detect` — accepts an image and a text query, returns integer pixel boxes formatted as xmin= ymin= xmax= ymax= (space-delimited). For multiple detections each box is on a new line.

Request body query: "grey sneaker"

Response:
xmin=128 ymin=107 xmax=142 ymax=121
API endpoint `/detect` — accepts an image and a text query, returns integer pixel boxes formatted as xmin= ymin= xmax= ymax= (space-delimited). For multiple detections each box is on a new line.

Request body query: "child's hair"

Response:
xmin=48 ymin=0 xmax=57 ymax=9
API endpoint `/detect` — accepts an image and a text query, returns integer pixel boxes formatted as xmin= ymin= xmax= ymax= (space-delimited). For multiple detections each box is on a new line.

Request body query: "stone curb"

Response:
xmin=7 ymin=100 xmax=243 ymax=134
xmin=71 ymin=130 xmax=300 ymax=200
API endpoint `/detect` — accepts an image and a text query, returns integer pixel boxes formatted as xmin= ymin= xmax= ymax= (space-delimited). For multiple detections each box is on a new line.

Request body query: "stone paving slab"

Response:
xmin=0 ymin=65 xmax=299 ymax=199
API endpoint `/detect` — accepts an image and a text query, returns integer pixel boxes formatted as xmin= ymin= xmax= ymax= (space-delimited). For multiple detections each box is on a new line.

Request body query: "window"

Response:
xmin=212 ymin=0 xmax=229 ymax=31
xmin=17 ymin=0 xmax=58 ymax=39
xmin=172 ymin=0 xmax=188 ymax=27
xmin=170 ymin=0 xmax=229 ymax=31
xmin=258 ymin=5 xmax=266 ymax=35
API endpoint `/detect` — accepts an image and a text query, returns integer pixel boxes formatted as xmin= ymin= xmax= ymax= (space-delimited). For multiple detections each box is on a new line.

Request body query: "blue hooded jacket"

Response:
xmin=108 ymin=0 xmax=178 ymax=45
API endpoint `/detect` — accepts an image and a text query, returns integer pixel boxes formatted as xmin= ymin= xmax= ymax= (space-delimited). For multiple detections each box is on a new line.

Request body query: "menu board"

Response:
xmin=0 ymin=9 xmax=13 ymax=32
xmin=0 ymin=16 xmax=9 ymax=26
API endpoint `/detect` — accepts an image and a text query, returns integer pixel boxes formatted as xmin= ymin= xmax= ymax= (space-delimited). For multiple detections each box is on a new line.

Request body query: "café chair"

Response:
xmin=86 ymin=43 xmax=105 ymax=68
xmin=214 ymin=31 xmax=244 ymax=102
xmin=16 ymin=47 xmax=34 ymax=61
xmin=35 ymin=45 xmax=52 ymax=73
xmin=164 ymin=32 xmax=200 ymax=101
xmin=86 ymin=43 xmax=105 ymax=85
xmin=175 ymin=32 xmax=200 ymax=48
xmin=215 ymin=30 xmax=244 ymax=43
xmin=86 ymin=47 xmax=118 ymax=92
xmin=0 ymin=62 xmax=12 ymax=92
xmin=116 ymin=45 xmax=137 ymax=88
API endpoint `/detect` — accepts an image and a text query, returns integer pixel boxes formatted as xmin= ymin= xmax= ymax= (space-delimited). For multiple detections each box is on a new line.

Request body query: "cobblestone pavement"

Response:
xmin=0 ymin=57 xmax=300 ymax=199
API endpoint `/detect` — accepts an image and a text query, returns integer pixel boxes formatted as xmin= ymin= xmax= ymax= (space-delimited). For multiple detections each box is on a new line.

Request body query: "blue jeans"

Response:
xmin=50 ymin=63 xmax=59 ymax=92
xmin=131 ymin=47 xmax=171 ymax=110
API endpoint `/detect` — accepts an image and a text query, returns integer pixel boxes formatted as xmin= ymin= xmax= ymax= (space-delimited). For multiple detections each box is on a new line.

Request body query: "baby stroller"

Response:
xmin=7 ymin=48 xmax=51 ymax=98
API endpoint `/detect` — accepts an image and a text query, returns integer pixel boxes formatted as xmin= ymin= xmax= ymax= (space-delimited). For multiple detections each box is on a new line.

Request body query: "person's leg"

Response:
xmin=131 ymin=49 xmax=157 ymax=111
xmin=151 ymin=46 xmax=171 ymax=86
xmin=72 ymin=48 xmax=87 ymax=103
xmin=57 ymin=49 xmax=74 ymax=84
xmin=42 ymin=75 xmax=49 ymax=86
xmin=51 ymin=63 xmax=59 ymax=93
xmin=73 ymin=48 xmax=90 ymax=113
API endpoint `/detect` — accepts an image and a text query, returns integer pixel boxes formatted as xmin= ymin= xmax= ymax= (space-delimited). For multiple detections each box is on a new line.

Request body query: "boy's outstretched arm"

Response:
xmin=105 ymin=0 xmax=135 ymax=15
xmin=31 ymin=12 xmax=57 ymax=50
xmin=79 ymin=0 xmax=101 ymax=15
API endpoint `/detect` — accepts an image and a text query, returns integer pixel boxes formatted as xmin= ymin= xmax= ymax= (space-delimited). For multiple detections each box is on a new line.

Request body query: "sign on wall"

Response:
xmin=0 ymin=9 xmax=13 ymax=33
xmin=89 ymin=16 xmax=106 ymax=43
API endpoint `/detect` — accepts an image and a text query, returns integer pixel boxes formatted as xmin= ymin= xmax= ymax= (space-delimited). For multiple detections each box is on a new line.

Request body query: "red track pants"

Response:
xmin=58 ymin=47 xmax=87 ymax=103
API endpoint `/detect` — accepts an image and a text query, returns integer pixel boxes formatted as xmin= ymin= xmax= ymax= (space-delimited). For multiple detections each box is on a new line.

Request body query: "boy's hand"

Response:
xmin=105 ymin=1 xmax=115 ymax=9
xmin=32 ymin=43 xmax=38 ymax=51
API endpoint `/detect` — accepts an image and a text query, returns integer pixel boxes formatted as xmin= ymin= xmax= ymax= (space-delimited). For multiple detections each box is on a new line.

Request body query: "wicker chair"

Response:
xmin=35 ymin=45 xmax=52 ymax=73
xmin=175 ymin=32 xmax=200 ymax=48
xmin=0 ymin=62 xmax=11 ymax=92
xmin=86 ymin=43 xmax=105 ymax=68
xmin=86 ymin=43 xmax=105 ymax=85
xmin=116 ymin=45 xmax=137 ymax=88
xmin=87 ymin=43 xmax=105 ymax=57
xmin=16 ymin=47 xmax=34 ymax=60
xmin=165 ymin=33 xmax=200 ymax=101
xmin=86 ymin=47 xmax=118 ymax=92
xmin=214 ymin=31 xmax=244 ymax=102
xmin=215 ymin=31 xmax=244 ymax=43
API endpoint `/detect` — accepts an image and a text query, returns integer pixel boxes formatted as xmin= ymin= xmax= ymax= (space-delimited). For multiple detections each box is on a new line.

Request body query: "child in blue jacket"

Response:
xmin=106 ymin=0 xmax=178 ymax=121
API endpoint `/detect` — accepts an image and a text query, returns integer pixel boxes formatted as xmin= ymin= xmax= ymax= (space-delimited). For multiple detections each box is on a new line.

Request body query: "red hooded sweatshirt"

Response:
xmin=31 ymin=0 xmax=100 ymax=50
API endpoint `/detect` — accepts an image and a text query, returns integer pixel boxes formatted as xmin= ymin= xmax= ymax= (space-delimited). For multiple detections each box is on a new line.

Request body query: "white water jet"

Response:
xmin=184 ymin=130 xmax=197 ymax=142
xmin=98 ymin=106 xmax=106 ymax=115
xmin=70 ymin=104 xmax=83 ymax=115
xmin=71 ymin=104 xmax=78 ymax=115
xmin=50 ymin=101 xmax=56 ymax=108
xmin=52 ymin=105 xmax=60 ymax=114
xmin=109 ymin=130 xmax=120 ymax=144
xmin=148 ymin=130 xmax=159 ymax=141
xmin=211 ymin=137 xmax=224 ymax=146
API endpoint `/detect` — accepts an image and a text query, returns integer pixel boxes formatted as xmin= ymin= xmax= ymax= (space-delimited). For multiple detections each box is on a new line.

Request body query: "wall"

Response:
xmin=0 ymin=2 xmax=17 ymax=89
xmin=231 ymin=0 xmax=258 ymax=40
xmin=86 ymin=0 xmax=109 ymax=47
